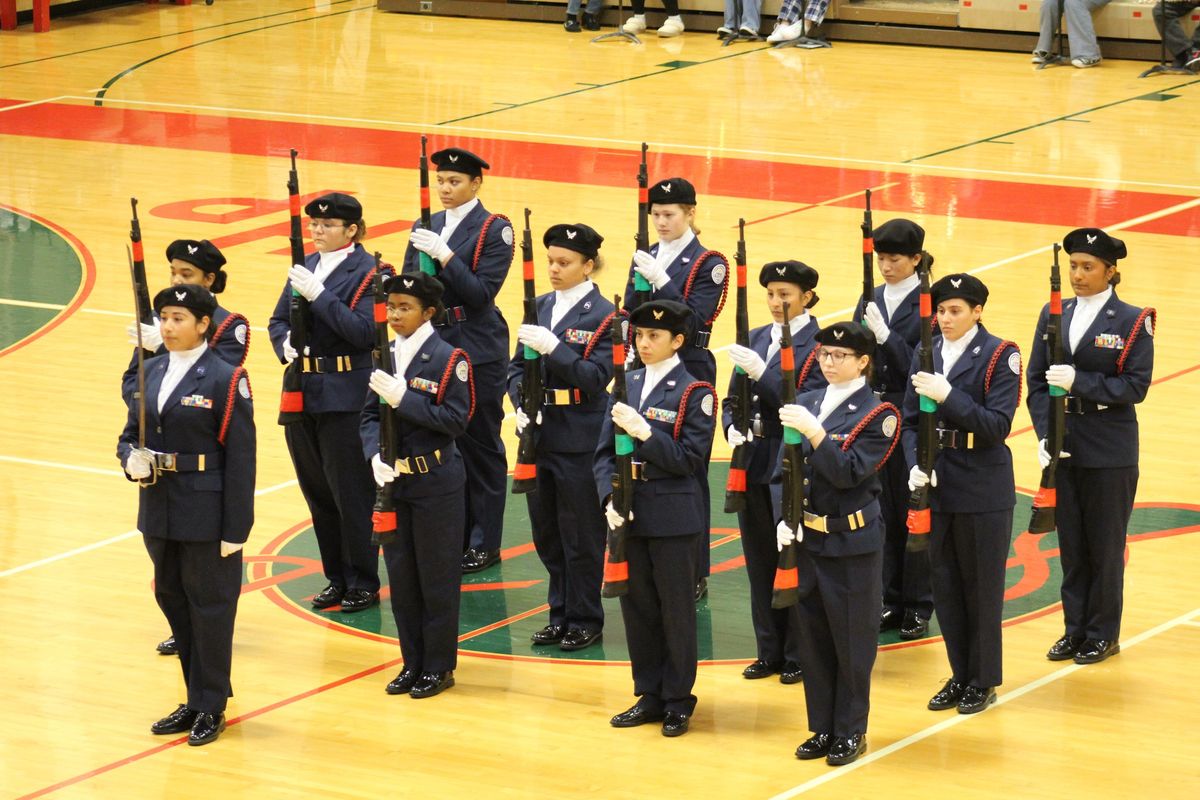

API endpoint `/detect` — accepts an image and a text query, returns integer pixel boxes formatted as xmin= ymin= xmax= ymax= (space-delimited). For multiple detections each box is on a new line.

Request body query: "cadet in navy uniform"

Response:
xmin=776 ymin=321 xmax=900 ymax=767
xmin=123 ymin=238 xmax=250 ymax=656
xmin=506 ymin=223 xmax=615 ymax=652
xmin=403 ymin=148 xmax=514 ymax=574
xmin=268 ymin=192 xmax=382 ymax=613
xmin=624 ymin=177 xmax=729 ymax=599
xmin=1028 ymin=229 xmax=1154 ymax=665
xmin=118 ymin=284 xmax=255 ymax=747
xmin=903 ymin=274 xmax=1021 ymax=715
xmin=363 ymin=272 xmax=474 ymax=699
xmin=723 ymin=260 xmax=826 ymax=684
xmin=853 ymin=219 xmax=936 ymax=640
xmin=596 ymin=300 xmax=716 ymax=737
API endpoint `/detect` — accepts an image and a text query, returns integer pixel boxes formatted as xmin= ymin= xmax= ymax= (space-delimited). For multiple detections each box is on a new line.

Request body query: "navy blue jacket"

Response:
xmin=268 ymin=244 xmax=379 ymax=414
xmin=594 ymin=360 xmax=716 ymax=538
xmin=853 ymin=284 xmax=921 ymax=401
xmin=721 ymin=319 xmax=827 ymax=485
xmin=623 ymin=236 xmax=728 ymax=382
xmin=360 ymin=330 xmax=473 ymax=500
xmin=122 ymin=304 xmax=249 ymax=404
xmin=402 ymin=202 xmax=514 ymax=365
xmin=1027 ymin=292 xmax=1154 ymax=469
xmin=901 ymin=325 xmax=1020 ymax=514
xmin=117 ymin=349 xmax=256 ymax=543
xmin=505 ymin=285 xmax=616 ymax=454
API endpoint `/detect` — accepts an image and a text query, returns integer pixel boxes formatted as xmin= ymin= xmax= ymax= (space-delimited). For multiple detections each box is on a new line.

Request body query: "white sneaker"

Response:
xmin=1071 ymin=56 xmax=1101 ymax=68
xmin=766 ymin=19 xmax=804 ymax=43
xmin=739 ymin=25 xmax=758 ymax=36
xmin=657 ymin=15 xmax=684 ymax=37
xmin=622 ymin=14 xmax=647 ymax=34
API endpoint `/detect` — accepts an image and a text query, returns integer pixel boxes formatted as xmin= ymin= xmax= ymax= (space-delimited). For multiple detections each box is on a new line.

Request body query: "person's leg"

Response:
xmin=930 ymin=513 xmax=969 ymax=683
xmin=179 ymin=539 xmax=242 ymax=713
xmin=459 ymin=358 xmax=507 ymax=556
xmin=1035 ymin=0 xmax=1064 ymax=53
xmin=528 ymin=461 xmax=567 ymax=630
xmin=384 ymin=508 xmax=423 ymax=672
xmin=1064 ymin=0 xmax=1111 ymax=61
xmin=316 ymin=411 xmax=380 ymax=593
xmin=619 ymin=536 xmax=665 ymax=711
xmin=804 ymin=0 xmax=831 ymax=27
xmin=410 ymin=490 xmax=465 ymax=672
xmin=555 ymin=452 xmax=606 ymax=633
xmin=653 ymin=534 xmax=700 ymax=716
xmin=795 ymin=550 xmax=835 ymax=734
xmin=285 ymin=415 xmax=347 ymax=590
xmin=742 ymin=0 xmax=762 ymax=31
xmin=1056 ymin=464 xmax=1090 ymax=638
xmin=740 ymin=483 xmax=785 ymax=665
xmin=1078 ymin=467 xmax=1138 ymax=642
xmin=960 ymin=510 xmax=1012 ymax=689
xmin=828 ymin=550 xmax=883 ymax=737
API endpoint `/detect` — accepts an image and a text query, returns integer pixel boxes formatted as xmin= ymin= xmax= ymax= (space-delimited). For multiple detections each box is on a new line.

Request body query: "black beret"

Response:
xmin=815 ymin=321 xmax=875 ymax=357
xmin=628 ymin=299 xmax=691 ymax=337
xmin=930 ymin=273 xmax=989 ymax=308
xmin=383 ymin=272 xmax=445 ymax=307
xmin=543 ymin=223 xmax=603 ymax=260
xmin=1062 ymin=228 xmax=1126 ymax=264
xmin=304 ymin=192 xmax=362 ymax=220
xmin=872 ymin=219 xmax=925 ymax=256
xmin=759 ymin=260 xmax=819 ymax=290
xmin=431 ymin=147 xmax=489 ymax=178
xmin=153 ymin=283 xmax=217 ymax=317
xmin=165 ymin=239 xmax=226 ymax=273
xmin=647 ymin=177 xmax=696 ymax=206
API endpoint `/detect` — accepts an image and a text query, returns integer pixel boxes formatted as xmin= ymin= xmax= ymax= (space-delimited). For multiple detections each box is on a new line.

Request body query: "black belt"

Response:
xmin=1065 ymin=396 xmax=1110 ymax=414
xmin=301 ymin=353 xmax=371 ymax=373
xmin=689 ymin=329 xmax=712 ymax=349
xmin=392 ymin=448 xmax=446 ymax=475
xmin=936 ymin=427 xmax=977 ymax=450
xmin=802 ymin=501 xmax=881 ymax=534
xmin=751 ymin=418 xmax=783 ymax=438
xmin=152 ymin=451 xmax=223 ymax=472
xmin=543 ymin=388 xmax=589 ymax=406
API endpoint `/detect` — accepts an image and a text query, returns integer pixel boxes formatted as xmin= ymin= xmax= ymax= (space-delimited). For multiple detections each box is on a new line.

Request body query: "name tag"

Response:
xmin=1094 ymin=333 xmax=1124 ymax=350
xmin=564 ymin=328 xmax=594 ymax=345
xmin=408 ymin=377 xmax=439 ymax=393
xmin=181 ymin=395 xmax=212 ymax=409
xmin=644 ymin=407 xmax=677 ymax=423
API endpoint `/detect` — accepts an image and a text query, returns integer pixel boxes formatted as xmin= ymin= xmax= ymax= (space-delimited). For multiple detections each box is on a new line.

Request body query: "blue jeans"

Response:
xmin=723 ymin=0 xmax=762 ymax=31
xmin=568 ymin=0 xmax=603 ymax=14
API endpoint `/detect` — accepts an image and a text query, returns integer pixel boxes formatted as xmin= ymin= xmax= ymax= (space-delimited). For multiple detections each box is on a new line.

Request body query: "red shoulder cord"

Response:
xmin=795 ymin=347 xmax=820 ymax=390
xmin=1117 ymin=308 xmax=1156 ymax=375
xmin=583 ymin=309 xmax=627 ymax=361
xmin=681 ymin=250 xmax=730 ymax=325
xmin=210 ymin=313 xmax=250 ymax=366
xmin=672 ymin=382 xmax=717 ymax=441
xmin=437 ymin=349 xmax=477 ymax=422
xmin=471 ymin=214 xmax=514 ymax=273
xmin=351 ymin=260 xmax=394 ymax=309
xmin=218 ymin=367 xmax=251 ymax=446
xmin=838 ymin=401 xmax=902 ymax=472
xmin=984 ymin=340 xmax=1023 ymax=408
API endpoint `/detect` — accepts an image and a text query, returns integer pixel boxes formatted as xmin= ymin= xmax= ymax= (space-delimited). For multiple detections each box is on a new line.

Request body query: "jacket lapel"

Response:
xmin=446 ymin=203 xmax=486 ymax=254
xmin=888 ymin=287 xmax=919 ymax=328
xmin=640 ymin=362 xmax=685 ymax=413
xmin=946 ymin=327 xmax=984 ymax=384
xmin=1072 ymin=292 xmax=1119 ymax=356
xmin=160 ymin=351 xmax=210 ymax=420
xmin=550 ymin=285 xmax=597 ymax=336
xmin=319 ymin=244 xmax=362 ymax=300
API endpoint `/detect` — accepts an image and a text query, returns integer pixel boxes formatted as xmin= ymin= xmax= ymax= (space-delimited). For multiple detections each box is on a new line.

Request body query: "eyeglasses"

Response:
xmin=307 ymin=221 xmax=345 ymax=231
xmin=817 ymin=349 xmax=859 ymax=365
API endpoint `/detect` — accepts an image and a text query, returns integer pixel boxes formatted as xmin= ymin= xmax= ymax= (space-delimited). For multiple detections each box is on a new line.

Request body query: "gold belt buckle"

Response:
xmin=803 ymin=511 xmax=827 ymax=533
xmin=197 ymin=454 xmax=206 ymax=472
xmin=415 ymin=455 xmax=429 ymax=474
xmin=394 ymin=457 xmax=412 ymax=475
xmin=554 ymin=389 xmax=569 ymax=405
xmin=965 ymin=432 xmax=974 ymax=449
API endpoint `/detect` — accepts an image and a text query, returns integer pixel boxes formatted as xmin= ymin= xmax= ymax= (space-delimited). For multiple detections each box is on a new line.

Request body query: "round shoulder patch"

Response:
xmin=234 ymin=324 xmax=247 ymax=346
xmin=700 ymin=393 xmax=714 ymax=416
xmin=881 ymin=414 xmax=897 ymax=438
xmin=1007 ymin=350 xmax=1021 ymax=375
xmin=1144 ymin=315 xmax=1154 ymax=337
xmin=455 ymin=359 xmax=469 ymax=382
xmin=711 ymin=263 xmax=727 ymax=285
xmin=238 ymin=376 xmax=251 ymax=400
xmin=501 ymin=226 xmax=514 ymax=247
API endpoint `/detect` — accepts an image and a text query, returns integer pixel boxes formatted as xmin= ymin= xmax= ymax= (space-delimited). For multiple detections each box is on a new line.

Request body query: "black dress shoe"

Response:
xmin=661 ymin=711 xmax=690 ymax=737
xmin=826 ymin=734 xmax=867 ymax=766
xmin=530 ymin=624 xmax=566 ymax=645
xmin=188 ymin=712 xmax=226 ymax=746
xmin=559 ymin=628 xmax=602 ymax=651
xmin=386 ymin=668 xmax=419 ymax=695
xmin=779 ymin=662 xmax=803 ymax=685
xmin=410 ymin=670 xmax=454 ymax=698
xmin=694 ymin=577 xmax=708 ymax=602
xmin=957 ymin=685 xmax=997 ymax=714
xmin=311 ymin=584 xmax=345 ymax=610
xmin=1047 ymin=634 xmax=1085 ymax=661
xmin=582 ymin=11 xmax=601 ymax=30
xmin=927 ymin=679 xmax=966 ymax=711
xmin=898 ymin=611 xmax=929 ymax=640
xmin=340 ymin=589 xmax=380 ymax=612
xmin=741 ymin=659 xmax=780 ymax=679
xmin=156 ymin=635 xmax=178 ymax=655
xmin=795 ymin=733 xmax=832 ymax=759
xmin=1073 ymin=639 xmax=1120 ymax=665
xmin=879 ymin=607 xmax=902 ymax=631
xmin=151 ymin=704 xmax=199 ymax=735
xmin=563 ymin=13 xmax=581 ymax=32
xmin=462 ymin=548 xmax=499 ymax=573
xmin=610 ymin=703 xmax=665 ymax=728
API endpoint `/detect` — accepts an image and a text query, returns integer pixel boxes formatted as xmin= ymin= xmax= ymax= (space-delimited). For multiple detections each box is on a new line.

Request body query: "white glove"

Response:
xmin=220 ymin=541 xmax=244 ymax=558
xmin=288 ymin=264 xmax=325 ymax=302
xmin=410 ymin=228 xmax=453 ymax=263
xmin=863 ymin=302 xmax=890 ymax=344
xmin=1037 ymin=438 xmax=1071 ymax=469
xmin=369 ymin=369 xmax=407 ymax=408
xmin=371 ymin=452 xmax=397 ymax=487
xmin=632 ymin=250 xmax=669 ymax=290
xmin=514 ymin=406 xmax=542 ymax=435
xmin=1046 ymin=364 xmax=1076 ymax=393
xmin=612 ymin=402 xmax=652 ymax=442
xmin=518 ymin=324 xmax=559 ymax=356
xmin=127 ymin=319 xmax=163 ymax=350
xmin=908 ymin=466 xmax=938 ymax=492
xmin=282 ymin=332 xmax=298 ymax=364
xmin=912 ymin=371 xmax=952 ymax=404
xmin=605 ymin=500 xmax=631 ymax=531
xmin=125 ymin=448 xmax=153 ymax=479
xmin=727 ymin=424 xmax=753 ymax=448
xmin=728 ymin=344 xmax=767 ymax=382
xmin=776 ymin=519 xmax=801 ymax=552
xmin=779 ymin=404 xmax=823 ymax=439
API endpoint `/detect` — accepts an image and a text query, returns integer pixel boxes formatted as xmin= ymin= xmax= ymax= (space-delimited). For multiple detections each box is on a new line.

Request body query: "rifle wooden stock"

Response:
xmin=129 ymin=197 xmax=155 ymax=358
xmin=771 ymin=301 xmax=803 ymax=609
xmin=417 ymin=134 xmax=437 ymax=276
xmin=1029 ymin=243 xmax=1066 ymax=534
xmin=905 ymin=259 xmax=936 ymax=550
xmin=724 ymin=218 xmax=750 ymax=514
xmin=512 ymin=208 xmax=542 ymax=495
xmin=279 ymin=148 xmax=309 ymax=424
xmin=860 ymin=188 xmax=874 ymax=326
xmin=370 ymin=253 xmax=399 ymax=546
xmin=601 ymin=295 xmax=632 ymax=599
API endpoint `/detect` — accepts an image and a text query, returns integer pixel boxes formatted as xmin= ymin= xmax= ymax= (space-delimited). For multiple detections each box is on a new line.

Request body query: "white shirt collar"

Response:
xmin=167 ymin=340 xmax=208 ymax=370
xmin=1074 ymin=286 xmax=1112 ymax=310
xmin=817 ymin=376 xmax=867 ymax=423
xmin=551 ymin=279 xmax=594 ymax=328
xmin=940 ymin=323 xmax=979 ymax=374
xmin=393 ymin=320 xmax=436 ymax=373
xmin=314 ymin=241 xmax=354 ymax=283
xmin=640 ymin=353 xmax=681 ymax=407
xmin=1069 ymin=286 xmax=1113 ymax=351
xmin=441 ymin=197 xmax=480 ymax=241
xmin=655 ymin=228 xmax=695 ymax=267
xmin=159 ymin=341 xmax=208 ymax=413
xmin=882 ymin=274 xmax=919 ymax=319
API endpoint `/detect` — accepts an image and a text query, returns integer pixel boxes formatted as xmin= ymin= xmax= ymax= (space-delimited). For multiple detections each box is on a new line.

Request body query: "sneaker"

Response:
xmin=622 ymin=14 xmax=647 ymax=34
xmin=766 ymin=19 xmax=804 ymax=43
xmin=1186 ymin=49 xmax=1200 ymax=70
xmin=716 ymin=26 xmax=734 ymax=39
xmin=1031 ymin=49 xmax=1051 ymax=64
xmin=739 ymin=25 xmax=759 ymax=37
xmin=582 ymin=11 xmax=601 ymax=30
xmin=564 ymin=13 xmax=580 ymax=33
xmin=1071 ymin=56 xmax=1101 ymax=69
xmin=657 ymin=15 xmax=684 ymax=37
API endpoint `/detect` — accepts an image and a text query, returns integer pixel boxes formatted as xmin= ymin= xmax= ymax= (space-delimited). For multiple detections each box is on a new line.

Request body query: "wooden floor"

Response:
xmin=1 ymin=3 xmax=1199 ymax=797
